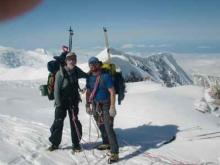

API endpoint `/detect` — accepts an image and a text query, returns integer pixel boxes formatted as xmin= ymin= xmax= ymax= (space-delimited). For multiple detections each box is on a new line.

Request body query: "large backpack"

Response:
xmin=101 ymin=63 xmax=126 ymax=105
xmin=39 ymin=60 xmax=60 ymax=100
xmin=46 ymin=60 xmax=60 ymax=100
xmin=40 ymin=61 xmax=81 ymax=101
xmin=46 ymin=73 xmax=56 ymax=100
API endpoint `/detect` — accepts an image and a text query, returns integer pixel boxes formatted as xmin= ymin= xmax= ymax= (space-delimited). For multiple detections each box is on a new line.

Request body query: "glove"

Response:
xmin=109 ymin=105 xmax=117 ymax=117
xmin=54 ymin=101 xmax=62 ymax=108
xmin=86 ymin=103 xmax=93 ymax=115
xmin=79 ymin=87 xmax=87 ymax=94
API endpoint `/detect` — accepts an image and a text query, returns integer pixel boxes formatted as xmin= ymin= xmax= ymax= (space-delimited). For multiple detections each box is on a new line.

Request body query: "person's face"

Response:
xmin=66 ymin=56 xmax=76 ymax=69
xmin=89 ymin=62 xmax=100 ymax=73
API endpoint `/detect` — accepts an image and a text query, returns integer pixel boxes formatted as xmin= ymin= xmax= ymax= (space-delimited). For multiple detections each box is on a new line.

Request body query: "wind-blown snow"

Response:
xmin=0 ymin=80 xmax=220 ymax=165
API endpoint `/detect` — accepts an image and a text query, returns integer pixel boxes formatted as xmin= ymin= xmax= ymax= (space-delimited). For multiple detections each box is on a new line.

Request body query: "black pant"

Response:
xmin=49 ymin=102 xmax=82 ymax=147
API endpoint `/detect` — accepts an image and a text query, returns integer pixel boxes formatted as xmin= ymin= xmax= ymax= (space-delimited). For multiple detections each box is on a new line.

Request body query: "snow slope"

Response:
xmin=0 ymin=81 xmax=220 ymax=165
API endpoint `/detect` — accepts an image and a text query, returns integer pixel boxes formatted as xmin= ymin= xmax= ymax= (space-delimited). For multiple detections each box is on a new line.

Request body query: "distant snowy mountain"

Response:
xmin=0 ymin=46 xmax=192 ymax=86
xmin=97 ymin=48 xmax=193 ymax=86
xmin=0 ymin=46 xmax=52 ymax=68
xmin=0 ymin=46 xmax=53 ymax=80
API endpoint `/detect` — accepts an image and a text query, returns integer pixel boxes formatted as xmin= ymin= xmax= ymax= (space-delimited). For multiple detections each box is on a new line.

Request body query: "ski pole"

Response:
xmin=89 ymin=114 xmax=92 ymax=142
xmin=70 ymin=106 xmax=90 ymax=165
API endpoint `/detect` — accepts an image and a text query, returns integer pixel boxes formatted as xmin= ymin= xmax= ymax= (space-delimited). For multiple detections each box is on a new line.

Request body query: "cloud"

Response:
xmin=121 ymin=44 xmax=135 ymax=49
xmin=175 ymin=53 xmax=220 ymax=77
xmin=197 ymin=46 xmax=212 ymax=49
xmin=91 ymin=46 xmax=104 ymax=50
xmin=147 ymin=44 xmax=172 ymax=48
xmin=136 ymin=44 xmax=146 ymax=48
xmin=121 ymin=43 xmax=172 ymax=50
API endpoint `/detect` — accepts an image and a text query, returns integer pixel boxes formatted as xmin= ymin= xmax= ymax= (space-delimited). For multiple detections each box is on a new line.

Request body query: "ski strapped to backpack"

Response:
xmin=89 ymin=75 xmax=101 ymax=103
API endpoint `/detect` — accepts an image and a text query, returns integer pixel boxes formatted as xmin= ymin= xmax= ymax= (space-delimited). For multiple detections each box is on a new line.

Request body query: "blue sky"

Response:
xmin=0 ymin=0 xmax=220 ymax=53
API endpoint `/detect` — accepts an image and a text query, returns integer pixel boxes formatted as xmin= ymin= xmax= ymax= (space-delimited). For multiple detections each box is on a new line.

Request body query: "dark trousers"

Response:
xmin=93 ymin=102 xmax=119 ymax=154
xmin=49 ymin=102 xmax=82 ymax=147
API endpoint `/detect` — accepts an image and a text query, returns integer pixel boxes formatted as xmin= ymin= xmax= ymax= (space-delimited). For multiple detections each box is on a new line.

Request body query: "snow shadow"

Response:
xmin=115 ymin=124 xmax=179 ymax=161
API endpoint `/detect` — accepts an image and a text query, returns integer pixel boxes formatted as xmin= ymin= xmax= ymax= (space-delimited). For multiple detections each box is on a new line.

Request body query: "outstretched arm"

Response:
xmin=108 ymin=87 xmax=117 ymax=117
xmin=77 ymin=67 xmax=88 ymax=79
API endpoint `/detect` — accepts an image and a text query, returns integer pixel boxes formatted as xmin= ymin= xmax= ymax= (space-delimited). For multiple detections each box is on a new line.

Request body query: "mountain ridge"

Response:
xmin=0 ymin=45 xmax=193 ymax=86
xmin=97 ymin=48 xmax=193 ymax=86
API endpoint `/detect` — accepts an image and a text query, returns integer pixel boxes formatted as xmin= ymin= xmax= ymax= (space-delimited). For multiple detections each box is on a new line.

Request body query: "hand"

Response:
xmin=79 ymin=87 xmax=87 ymax=94
xmin=54 ymin=101 xmax=62 ymax=108
xmin=109 ymin=105 xmax=116 ymax=117
xmin=86 ymin=103 xmax=93 ymax=115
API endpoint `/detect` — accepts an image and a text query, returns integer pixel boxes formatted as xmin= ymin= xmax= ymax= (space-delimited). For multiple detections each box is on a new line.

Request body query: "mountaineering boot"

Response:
xmin=108 ymin=153 xmax=119 ymax=164
xmin=96 ymin=144 xmax=110 ymax=150
xmin=72 ymin=145 xmax=82 ymax=154
xmin=47 ymin=144 xmax=59 ymax=151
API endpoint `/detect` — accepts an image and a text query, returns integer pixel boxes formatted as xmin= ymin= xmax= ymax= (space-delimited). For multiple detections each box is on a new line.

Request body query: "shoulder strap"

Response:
xmin=89 ymin=75 xmax=101 ymax=103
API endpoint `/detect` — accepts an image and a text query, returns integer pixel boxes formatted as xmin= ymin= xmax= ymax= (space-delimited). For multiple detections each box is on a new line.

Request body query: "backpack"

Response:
xmin=46 ymin=59 xmax=61 ymax=100
xmin=47 ymin=73 xmax=56 ymax=100
xmin=40 ymin=52 xmax=68 ymax=100
xmin=39 ymin=59 xmax=62 ymax=100
xmin=47 ymin=60 xmax=60 ymax=74
xmin=101 ymin=63 xmax=126 ymax=105
xmin=40 ymin=61 xmax=81 ymax=101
